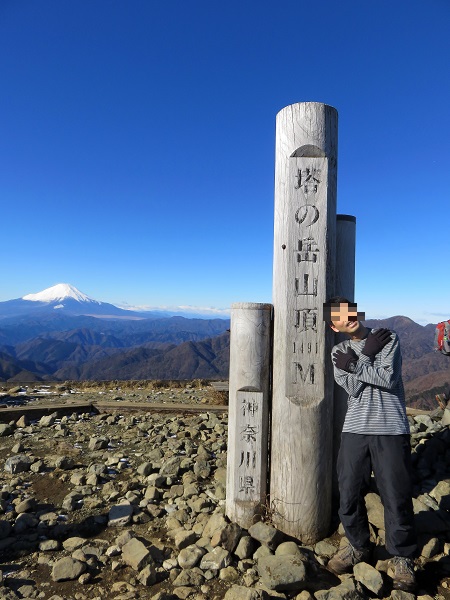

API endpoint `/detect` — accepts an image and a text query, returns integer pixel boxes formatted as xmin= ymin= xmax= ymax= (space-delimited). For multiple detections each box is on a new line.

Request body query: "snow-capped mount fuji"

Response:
xmin=0 ymin=283 xmax=148 ymax=320
xmin=22 ymin=283 xmax=101 ymax=305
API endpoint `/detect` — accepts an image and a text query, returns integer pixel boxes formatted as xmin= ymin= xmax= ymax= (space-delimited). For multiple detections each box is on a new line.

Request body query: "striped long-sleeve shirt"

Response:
xmin=332 ymin=329 xmax=410 ymax=435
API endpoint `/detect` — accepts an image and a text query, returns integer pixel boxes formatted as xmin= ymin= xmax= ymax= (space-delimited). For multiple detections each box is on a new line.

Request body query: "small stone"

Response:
xmin=178 ymin=545 xmax=206 ymax=569
xmin=39 ymin=413 xmax=57 ymax=427
xmin=15 ymin=498 xmax=36 ymax=513
xmin=202 ymin=513 xmax=228 ymax=539
xmin=248 ymin=521 xmax=284 ymax=548
xmin=137 ymin=563 xmax=157 ymax=586
xmin=175 ymin=530 xmax=198 ymax=550
xmin=234 ymin=536 xmax=255 ymax=559
xmin=353 ymin=561 xmax=384 ymax=595
xmin=200 ymin=547 xmax=231 ymax=571
xmin=39 ymin=539 xmax=60 ymax=552
xmin=223 ymin=586 xmax=260 ymax=600
xmin=253 ymin=545 xmax=273 ymax=560
xmin=420 ymin=536 xmax=441 ymax=558
xmin=0 ymin=424 xmax=14 ymax=436
xmin=16 ymin=415 xmax=30 ymax=427
xmin=54 ymin=456 xmax=75 ymax=470
xmin=63 ymin=537 xmax=87 ymax=551
xmin=108 ymin=503 xmax=134 ymax=527
xmin=219 ymin=566 xmax=239 ymax=582
xmin=314 ymin=540 xmax=338 ymax=558
xmin=79 ymin=572 xmax=92 ymax=584
xmin=390 ymin=591 xmax=416 ymax=600
xmin=365 ymin=493 xmax=385 ymax=529
xmin=276 ymin=541 xmax=308 ymax=559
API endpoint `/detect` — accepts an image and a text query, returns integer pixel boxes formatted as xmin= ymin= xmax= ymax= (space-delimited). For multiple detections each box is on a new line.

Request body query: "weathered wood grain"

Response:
xmin=270 ymin=102 xmax=337 ymax=542
xmin=226 ymin=302 xmax=272 ymax=528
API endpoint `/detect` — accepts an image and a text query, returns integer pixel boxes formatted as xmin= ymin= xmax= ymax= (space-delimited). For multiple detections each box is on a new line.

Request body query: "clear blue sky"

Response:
xmin=1 ymin=0 xmax=449 ymax=324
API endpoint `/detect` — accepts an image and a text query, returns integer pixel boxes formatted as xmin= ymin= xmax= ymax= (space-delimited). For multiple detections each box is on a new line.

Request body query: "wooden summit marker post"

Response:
xmin=270 ymin=102 xmax=338 ymax=543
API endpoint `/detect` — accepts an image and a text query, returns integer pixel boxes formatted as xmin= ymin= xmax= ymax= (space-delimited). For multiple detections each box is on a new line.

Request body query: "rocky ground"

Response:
xmin=0 ymin=382 xmax=449 ymax=600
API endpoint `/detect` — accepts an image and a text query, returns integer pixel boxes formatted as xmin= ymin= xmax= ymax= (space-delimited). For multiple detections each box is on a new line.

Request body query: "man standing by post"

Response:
xmin=324 ymin=297 xmax=417 ymax=593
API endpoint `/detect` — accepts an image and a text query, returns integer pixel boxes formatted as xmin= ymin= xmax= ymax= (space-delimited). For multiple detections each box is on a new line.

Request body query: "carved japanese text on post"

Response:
xmin=234 ymin=390 xmax=264 ymax=501
xmin=286 ymin=157 xmax=328 ymax=404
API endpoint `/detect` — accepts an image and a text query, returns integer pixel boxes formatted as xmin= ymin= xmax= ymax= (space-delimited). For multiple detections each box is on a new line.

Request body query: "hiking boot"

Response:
xmin=390 ymin=556 xmax=417 ymax=593
xmin=327 ymin=543 xmax=370 ymax=574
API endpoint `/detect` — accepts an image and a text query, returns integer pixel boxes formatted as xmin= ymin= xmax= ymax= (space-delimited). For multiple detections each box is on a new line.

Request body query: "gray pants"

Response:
xmin=337 ymin=433 xmax=417 ymax=557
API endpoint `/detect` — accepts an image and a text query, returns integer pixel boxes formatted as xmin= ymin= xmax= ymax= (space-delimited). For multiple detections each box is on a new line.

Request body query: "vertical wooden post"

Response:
xmin=333 ymin=214 xmax=356 ymax=496
xmin=226 ymin=302 xmax=272 ymax=529
xmin=270 ymin=102 xmax=338 ymax=543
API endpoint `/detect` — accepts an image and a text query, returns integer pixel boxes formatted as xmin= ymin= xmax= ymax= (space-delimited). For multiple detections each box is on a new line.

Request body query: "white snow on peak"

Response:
xmin=22 ymin=283 xmax=100 ymax=304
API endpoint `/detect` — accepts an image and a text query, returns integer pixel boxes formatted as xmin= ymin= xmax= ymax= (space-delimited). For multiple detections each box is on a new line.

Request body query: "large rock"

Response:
xmin=122 ymin=537 xmax=153 ymax=571
xmin=211 ymin=522 xmax=242 ymax=553
xmin=178 ymin=544 xmax=206 ymax=569
xmin=4 ymin=454 xmax=33 ymax=474
xmin=202 ymin=512 xmax=228 ymax=540
xmin=257 ymin=554 xmax=307 ymax=591
xmin=51 ymin=557 xmax=86 ymax=582
xmin=172 ymin=568 xmax=205 ymax=587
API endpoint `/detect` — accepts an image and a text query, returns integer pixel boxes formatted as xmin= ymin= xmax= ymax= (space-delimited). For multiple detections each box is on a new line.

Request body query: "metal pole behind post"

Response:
xmin=333 ymin=215 xmax=356 ymax=490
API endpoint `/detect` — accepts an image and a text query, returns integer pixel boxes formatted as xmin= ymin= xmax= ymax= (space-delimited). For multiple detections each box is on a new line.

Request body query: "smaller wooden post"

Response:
xmin=226 ymin=302 xmax=272 ymax=529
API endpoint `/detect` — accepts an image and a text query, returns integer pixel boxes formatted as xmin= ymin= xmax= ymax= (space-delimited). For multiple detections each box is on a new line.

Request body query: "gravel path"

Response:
xmin=0 ymin=382 xmax=449 ymax=599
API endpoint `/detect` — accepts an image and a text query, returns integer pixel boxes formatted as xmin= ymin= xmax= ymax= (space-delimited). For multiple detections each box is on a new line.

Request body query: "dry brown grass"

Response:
xmin=202 ymin=387 xmax=229 ymax=406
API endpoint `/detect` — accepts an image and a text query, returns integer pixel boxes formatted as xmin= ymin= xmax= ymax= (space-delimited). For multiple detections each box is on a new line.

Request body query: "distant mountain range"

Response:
xmin=0 ymin=284 xmax=231 ymax=383
xmin=0 ymin=286 xmax=448 ymax=408
xmin=0 ymin=283 xmax=221 ymax=320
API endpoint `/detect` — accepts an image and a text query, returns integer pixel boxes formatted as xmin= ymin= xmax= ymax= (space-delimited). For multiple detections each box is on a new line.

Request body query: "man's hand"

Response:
xmin=333 ymin=347 xmax=358 ymax=372
xmin=361 ymin=328 xmax=392 ymax=359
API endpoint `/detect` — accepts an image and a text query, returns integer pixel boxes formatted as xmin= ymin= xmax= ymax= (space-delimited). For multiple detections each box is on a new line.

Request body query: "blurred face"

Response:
xmin=326 ymin=303 xmax=366 ymax=337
